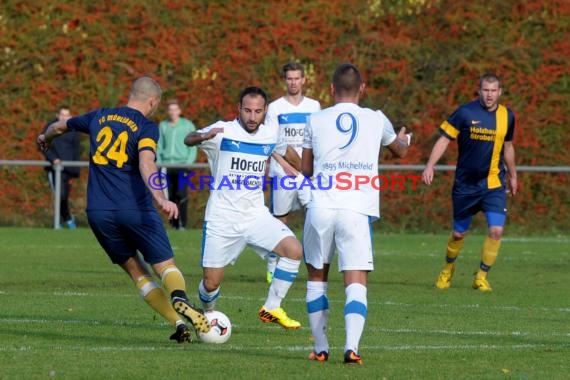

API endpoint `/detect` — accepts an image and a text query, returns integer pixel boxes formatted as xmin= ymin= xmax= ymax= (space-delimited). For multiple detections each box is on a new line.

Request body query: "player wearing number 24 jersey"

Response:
xmin=67 ymin=104 xmax=158 ymax=211
xmin=302 ymin=63 xmax=411 ymax=364
xmin=37 ymin=77 xmax=210 ymax=343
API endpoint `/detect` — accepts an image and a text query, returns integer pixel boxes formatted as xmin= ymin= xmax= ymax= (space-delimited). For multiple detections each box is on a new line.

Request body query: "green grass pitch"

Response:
xmin=0 ymin=228 xmax=568 ymax=379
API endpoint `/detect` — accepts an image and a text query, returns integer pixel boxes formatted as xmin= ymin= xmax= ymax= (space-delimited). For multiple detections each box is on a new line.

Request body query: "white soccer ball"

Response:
xmin=198 ymin=311 xmax=232 ymax=344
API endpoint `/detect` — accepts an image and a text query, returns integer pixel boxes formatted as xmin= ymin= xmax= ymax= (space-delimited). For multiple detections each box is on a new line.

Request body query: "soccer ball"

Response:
xmin=198 ymin=311 xmax=232 ymax=344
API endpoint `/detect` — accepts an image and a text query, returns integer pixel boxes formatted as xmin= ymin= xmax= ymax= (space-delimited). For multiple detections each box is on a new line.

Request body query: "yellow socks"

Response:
xmin=160 ymin=265 xmax=187 ymax=299
xmin=444 ymin=235 xmax=464 ymax=271
xmin=476 ymin=237 xmax=501 ymax=279
xmin=136 ymin=276 xmax=182 ymax=326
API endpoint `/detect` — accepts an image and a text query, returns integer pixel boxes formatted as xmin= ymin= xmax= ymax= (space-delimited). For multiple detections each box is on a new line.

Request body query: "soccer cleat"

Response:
xmin=258 ymin=306 xmax=301 ymax=329
xmin=472 ymin=277 xmax=492 ymax=292
xmin=169 ymin=323 xmax=193 ymax=343
xmin=344 ymin=350 xmax=363 ymax=365
xmin=435 ymin=264 xmax=455 ymax=289
xmin=172 ymin=297 xmax=211 ymax=333
xmin=308 ymin=351 xmax=329 ymax=362
xmin=266 ymin=271 xmax=274 ymax=284
xmin=65 ymin=216 xmax=77 ymax=229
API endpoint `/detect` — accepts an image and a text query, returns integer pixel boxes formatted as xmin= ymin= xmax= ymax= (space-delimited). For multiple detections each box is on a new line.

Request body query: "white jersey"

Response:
xmin=302 ymin=102 xmax=397 ymax=219
xmin=266 ymin=96 xmax=321 ymax=177
xmin=198 ymin=119 xmax=277 ymax=220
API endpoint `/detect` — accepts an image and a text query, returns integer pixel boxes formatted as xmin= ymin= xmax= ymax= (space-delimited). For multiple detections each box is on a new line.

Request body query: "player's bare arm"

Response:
xmin=139 ymin=150 xmax=179 ymax=220
xmin=184 ymin=128 xmax=224 ymax=146
xmin=301 ymin=147 xmax=314 ymax=177
xmin=282 ymin=145 xmax=302 ymax=171
xmin=386 ymin=127 xmax=412 ymax=159
xmin=503 ymin=141 xmax=517 ymax=195
xmin=422 ymin=135 xmax=451 ymax=185
xmin=272 ymin=152 xmax=299 ymax=176
xmin=37 ymin=120 xmax=69 ymax=151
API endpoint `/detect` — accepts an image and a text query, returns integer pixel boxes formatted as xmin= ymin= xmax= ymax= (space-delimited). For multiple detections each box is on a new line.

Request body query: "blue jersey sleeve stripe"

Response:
xmin=220 ymin=138 xmax=275 ymax=157
xmin=278 ymin=112 xmax=311 ymax=125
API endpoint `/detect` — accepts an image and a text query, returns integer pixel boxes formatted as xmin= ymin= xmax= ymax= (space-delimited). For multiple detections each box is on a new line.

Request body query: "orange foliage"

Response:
xmin=0 ymin=0 xmax=568 ymax=231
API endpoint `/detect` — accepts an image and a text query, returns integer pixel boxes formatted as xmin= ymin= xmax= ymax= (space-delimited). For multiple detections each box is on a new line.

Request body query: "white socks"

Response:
xmin=266 ymin=252 xmax=278 ymax=276
xmin=198 ymin=279 xmax=220 ymax=312
xmin=306 ymin=281 xmax=329 ymax=353
xmin=344 ymin=283 xmax=368 ymax=353
xmin=263 ymin=257 xmax=300 ymax=310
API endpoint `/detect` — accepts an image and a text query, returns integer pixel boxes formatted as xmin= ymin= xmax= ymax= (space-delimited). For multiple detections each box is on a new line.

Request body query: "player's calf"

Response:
xmin=274 ymin=236 xmax=303 ymax=261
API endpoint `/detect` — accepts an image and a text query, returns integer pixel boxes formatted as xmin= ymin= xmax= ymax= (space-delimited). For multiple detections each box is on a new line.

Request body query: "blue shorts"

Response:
xmin=87 ymin=210 xmax=174 ymax=265
xmin=452 ymin=188 xmax=507 ymax=232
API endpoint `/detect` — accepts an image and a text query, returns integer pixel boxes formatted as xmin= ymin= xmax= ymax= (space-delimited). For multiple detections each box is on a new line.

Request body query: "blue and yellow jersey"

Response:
xmin=67 ymin=107 xmax=158 ymax=211
xmin=439 ymin=100 xmax=515 ymax=191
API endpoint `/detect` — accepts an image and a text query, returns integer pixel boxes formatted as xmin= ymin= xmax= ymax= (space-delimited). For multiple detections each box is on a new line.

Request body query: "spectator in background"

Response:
xmin=41 ymin=105 xmax=81 ymax=229
xmin=158 ymin=99 xmax=197 ymax=230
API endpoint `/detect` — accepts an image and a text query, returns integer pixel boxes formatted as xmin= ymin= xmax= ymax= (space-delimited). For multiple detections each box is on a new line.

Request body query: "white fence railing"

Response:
xmin=1 ymin=159 xmax=569 ymax=229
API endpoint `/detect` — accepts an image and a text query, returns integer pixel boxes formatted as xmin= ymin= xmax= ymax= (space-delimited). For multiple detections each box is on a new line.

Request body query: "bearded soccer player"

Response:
xmin=264 ymin=62 xmax=321 ymax=283
xmin=422 ymin=73 xmax=517 ymax=292
xmin=184 ymin=86 xmax=303 ymax=330
xmin=38 ymin=77 xmax=210 ymax=342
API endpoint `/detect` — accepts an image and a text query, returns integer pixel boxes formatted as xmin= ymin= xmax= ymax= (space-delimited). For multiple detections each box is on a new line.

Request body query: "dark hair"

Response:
xmin=332 ymin=63 xmax=362 ymax=96
xmin=239 ymin=86 xmax=268 ymax=106
xmin=166 ymin=98 xmax=179 ymax=107
xmin=282 ymin=62 xmax=305 ymax=78
xmin=479 ymin=72 xmax=501 ymax=88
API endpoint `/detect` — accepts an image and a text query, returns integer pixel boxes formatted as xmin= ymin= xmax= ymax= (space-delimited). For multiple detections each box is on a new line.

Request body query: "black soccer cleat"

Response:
xmin=169 ymin=323 xmax=193 ymax=343
xmin=344 ymin=350 xmax=363 ymax=365
xmin=172 ymin=297 xmax=211 ymax=333
xmin=308 ymin=350 xmax=329 ymax=362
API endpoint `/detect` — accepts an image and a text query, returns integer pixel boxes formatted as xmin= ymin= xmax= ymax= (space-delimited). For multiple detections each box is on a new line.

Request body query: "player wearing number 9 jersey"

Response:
xmin=37 ymin=77 xmax=210 ymax=343
xmin=301 ymin=63 xmax=412 ymax=364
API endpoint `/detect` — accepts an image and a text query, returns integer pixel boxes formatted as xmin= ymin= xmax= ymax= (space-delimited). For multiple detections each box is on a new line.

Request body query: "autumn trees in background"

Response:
xmin=0 ymin=0 xmax=568 ymax=231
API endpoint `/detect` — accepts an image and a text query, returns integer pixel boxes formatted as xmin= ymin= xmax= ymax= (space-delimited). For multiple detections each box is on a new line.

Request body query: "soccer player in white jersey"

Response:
xmin=184 ymin=86 xmax=303 ymax=329
xmin=302 ymin=63 xmax=412 ymax=364
xmin=264 ymin=62 xmax=321 ymax=283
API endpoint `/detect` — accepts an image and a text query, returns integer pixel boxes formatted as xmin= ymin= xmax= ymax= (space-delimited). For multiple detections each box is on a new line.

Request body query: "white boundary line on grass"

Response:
xmin=1 ymin=291 xmax=569 ymax=313
xmin=371 ymin=327 xmax=570 ymax=338
xmin=501 ymin=237 xmax=570 ymax=243
xmin=1 ymin=317 xmax=568 ymax=338
xmin=1 ymin=342 xmax=568 ymax=354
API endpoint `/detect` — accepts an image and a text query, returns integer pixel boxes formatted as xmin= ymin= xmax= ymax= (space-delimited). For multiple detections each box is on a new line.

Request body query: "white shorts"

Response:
xmin=270 ymin=174 xmax=311 ymax=217
xmin=303 ymin=208 xmax=374 ymax=272
xmin=201 ymin=210 xmax=295 ymax=268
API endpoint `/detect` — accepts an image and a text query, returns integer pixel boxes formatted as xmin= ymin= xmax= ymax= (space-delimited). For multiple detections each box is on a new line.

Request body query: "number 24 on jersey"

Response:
xmin=92 ymin=126 xmax=129 ymax=168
